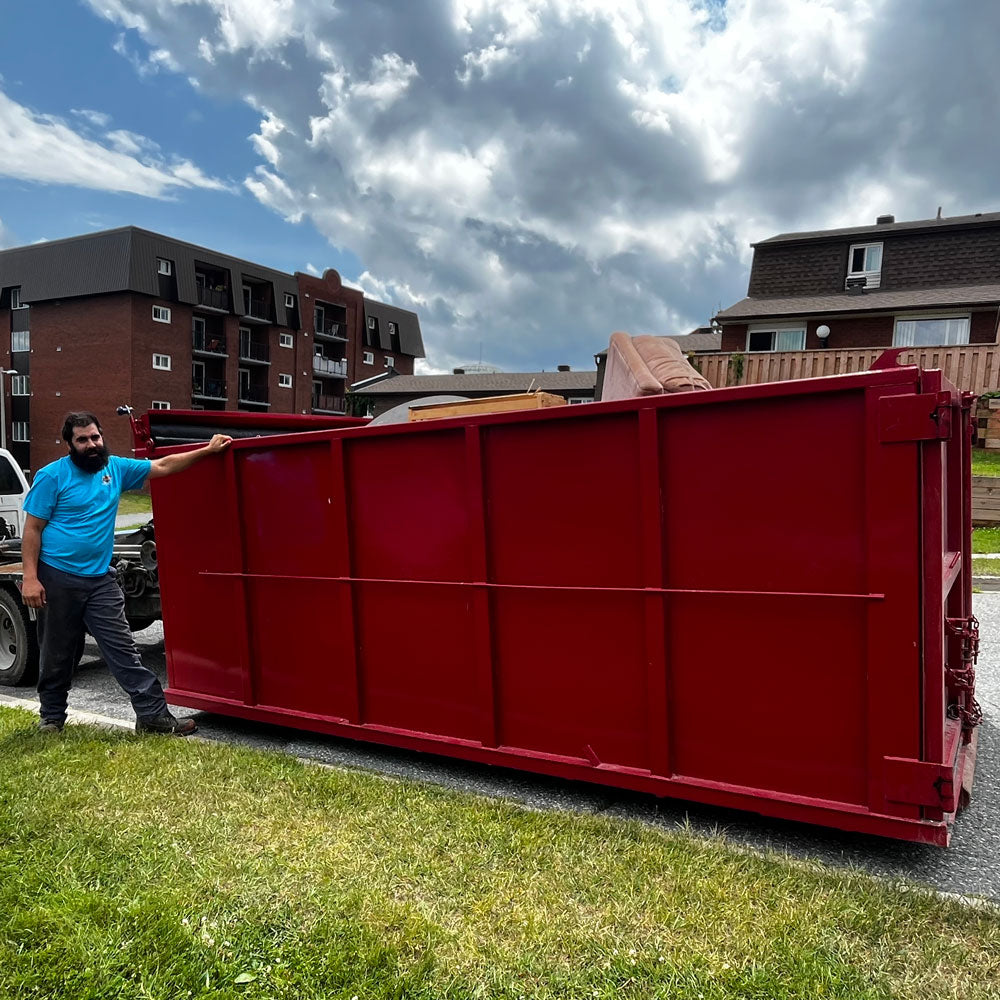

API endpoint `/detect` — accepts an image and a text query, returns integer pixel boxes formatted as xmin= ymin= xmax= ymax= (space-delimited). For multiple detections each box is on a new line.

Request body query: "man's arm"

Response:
xmin=148 ymin=434 xmax=233 ymax=479
xmin=21 ymin=514 xmax=47 ymax=608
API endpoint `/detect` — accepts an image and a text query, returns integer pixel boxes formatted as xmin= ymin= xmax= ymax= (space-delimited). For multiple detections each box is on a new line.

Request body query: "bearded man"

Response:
xmin=21 ymin=411 xmax=232 ymax=735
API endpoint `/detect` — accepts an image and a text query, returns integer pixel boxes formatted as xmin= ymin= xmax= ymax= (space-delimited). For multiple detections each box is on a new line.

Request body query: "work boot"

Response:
xmin=135 ymin=713 xmax=198 ymax=737
xmin=38 ymin=719 xmax=64 ymax=734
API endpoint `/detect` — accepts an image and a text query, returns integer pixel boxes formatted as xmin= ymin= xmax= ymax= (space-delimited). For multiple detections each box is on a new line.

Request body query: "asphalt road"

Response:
xmin=5 ymin=595 xmax=999 ymax=903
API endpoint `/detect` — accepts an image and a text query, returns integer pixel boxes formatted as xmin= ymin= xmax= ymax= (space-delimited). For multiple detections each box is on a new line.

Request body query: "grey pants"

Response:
xmin=36 ymin=561 xmax=168 ymax=725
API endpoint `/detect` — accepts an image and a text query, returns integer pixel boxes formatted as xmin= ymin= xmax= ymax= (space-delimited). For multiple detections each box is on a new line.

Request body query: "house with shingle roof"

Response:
xmin=714 ymin=211 xmax=1000 ymax=354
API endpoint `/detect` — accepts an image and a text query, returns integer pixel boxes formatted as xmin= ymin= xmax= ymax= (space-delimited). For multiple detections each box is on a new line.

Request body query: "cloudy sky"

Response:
xmin=1 ymin=0 xmax=997 ymax=373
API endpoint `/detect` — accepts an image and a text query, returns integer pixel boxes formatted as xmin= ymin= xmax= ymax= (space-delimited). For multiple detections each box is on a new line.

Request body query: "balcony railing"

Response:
xmin=315 ymin=320 xmax=346 ymax=340
xmin=196 ymin=286 xmax=229 ymax=311
xmin=192 ymin=331 xmax=227 ymax=355
xmin=239 ymin=384 xmax=269 ymax=404
xmin=243 ymin=297 xmax=270 ymax=321
xmin=239 ymin=340 xmax=270 ymax=363
xmin=312 ymin=393 xmax=345 ymax=413
xmin=192 ymin=379 xmax=227 ymax=399
xmin=693 ymin=344 xmax=1000 ymax=395
xmin=313 ymin=356 xmax=348 ymax=377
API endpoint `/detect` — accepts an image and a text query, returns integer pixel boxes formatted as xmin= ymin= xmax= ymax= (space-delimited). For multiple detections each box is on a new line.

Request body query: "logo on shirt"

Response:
xmin=102 ymin=474 xmax=111 ymax=485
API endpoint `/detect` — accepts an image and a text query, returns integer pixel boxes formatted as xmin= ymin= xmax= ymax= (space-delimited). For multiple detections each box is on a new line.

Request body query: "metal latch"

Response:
xmin=946 ymin=616 xmax=983 ymax=730
xmin=878 ymin=392 xmax=952 ymax=442
xmin=883 ymin=756 xmax=958 ymax=811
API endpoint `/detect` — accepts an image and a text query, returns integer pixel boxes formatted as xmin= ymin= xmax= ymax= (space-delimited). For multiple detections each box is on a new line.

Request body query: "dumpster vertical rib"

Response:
xmin=864 ymin=385 xmax=922 ymax=819
xmin=223 ymin=448 xmax=256 ymax=707
xmin=329 ymin=437 xmax=362 ymax=725
xmin=639 ymin=407 xmax=671 ymax=777
xmin=920 ymin=370 xmax=947 ymax=822
xmin=465 ymin=424 xmax=498 ymax=748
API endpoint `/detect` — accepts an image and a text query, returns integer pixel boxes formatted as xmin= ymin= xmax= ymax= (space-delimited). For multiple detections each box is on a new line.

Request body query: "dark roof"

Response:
xmin=363 ymin=299 xmax=425 ymax=358
xmin=357 ymin=370 xmax=597 ymax=395
xmin=754 ymin=211 xmax=1000 ymax=247
xmin=715 ymin=282 xmax=1000 ymax=322
xmin=0 ymin=226 xmax=301 ymax=325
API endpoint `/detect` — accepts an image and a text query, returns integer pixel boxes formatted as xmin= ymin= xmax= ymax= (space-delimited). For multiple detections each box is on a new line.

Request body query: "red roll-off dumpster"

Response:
xmin=141 ymin=357 xmax=980 ymax=845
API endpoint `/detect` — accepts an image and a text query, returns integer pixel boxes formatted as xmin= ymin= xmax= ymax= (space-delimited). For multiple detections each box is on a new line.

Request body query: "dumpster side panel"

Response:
xmin=236 ymin=442 xmax=352 ymax=716
xmin=482 ymin=416 xmax=650 ymax=767
xmin=153 ymin=457 xmax=246 ymax=701
xmin=345 ymin=430 xmax=485 ymax=738
xmin=658 ymin=391 xmax=877 ymax=805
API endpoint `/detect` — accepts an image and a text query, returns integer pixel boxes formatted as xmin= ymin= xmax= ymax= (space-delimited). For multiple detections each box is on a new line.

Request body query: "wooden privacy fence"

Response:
xmin=695 ymin=344 xmax=1000 ymax=394
xmin=973 ymin=476 xmax=1000 ymax=525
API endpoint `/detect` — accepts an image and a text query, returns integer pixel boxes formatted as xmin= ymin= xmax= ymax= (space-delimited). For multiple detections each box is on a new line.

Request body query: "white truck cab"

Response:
xmin=0 ymin=448 xmax=29 ymax=538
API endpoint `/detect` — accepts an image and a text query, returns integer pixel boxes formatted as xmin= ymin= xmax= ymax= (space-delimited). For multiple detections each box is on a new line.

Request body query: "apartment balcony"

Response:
xmin=192 ymin=331 xmax=228 ymax=357
xmin=195 ymin=286 xmax=230 ymax=312
xmin=239 ymin=340 xmax=270 ymax=365
xmin=312 ymin=393 xmax=345 ymax=413
xmin=192 ymin=379 xmax=227 ymax=402
xmin=242 ymin=297 xmax=271 ymax=324
xmin=313 ymin=356 xmax=348 ymax=377
xmin=314 ymin=320 xmax=347 ymax=342
xmin=238 ymin=384 xmax=270 ymax=407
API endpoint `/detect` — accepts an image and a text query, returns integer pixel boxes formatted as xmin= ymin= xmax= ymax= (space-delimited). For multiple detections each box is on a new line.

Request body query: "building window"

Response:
xmin=746 ymin=326 xmax=805 ymax=352
xmin=388 ymin=321 xmax=396 ymax=334
xmin=10 ymin=287 xmax=26 ymax=310
xmin=152 ymin=305 xmax=171 ymax=324
xmin=12 ymin=421 xmax=28 ymax=443
xmin=893 ymin=315 xmax=970 ymax=348
xmin=384 ymin=356 xmax=395 ymax=368
xmin=284 ymin=293 xmax=295 ymax=309
xmin=279 ymin=332 xmax=294 ymax=348
xmin=846 ymin=242 xmax=883 ymax=290
xmin=367 ymin=316 xmax=376 ymax=329
xmin=153 ymin=353 xmax=171 ymax=370
xmin=151 ymin=400 xmax=171 ymax=409
xmin=278 ymin=373 xmax=293 ymax=388
xmin=363 ymin=351 xmax=374 ymax=365
xmin=567 ymin=397 xmax=591 ymax=404
xmin=157 ymin=258 xmax=173 ymax=276
xmin=11 ymin=331 xmax=29 ymax=353
xmin=11 ymin=375 xmax=29 ymax=396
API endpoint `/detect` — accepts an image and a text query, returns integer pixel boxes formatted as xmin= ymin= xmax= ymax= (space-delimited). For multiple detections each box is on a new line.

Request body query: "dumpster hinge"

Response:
xmin=878 ymin=392 xmax=952 ymax=443
xmin=883 ymin=756 xmax=958 ymax=811
xmin=946 ymin=615 xmax=983 ymax=731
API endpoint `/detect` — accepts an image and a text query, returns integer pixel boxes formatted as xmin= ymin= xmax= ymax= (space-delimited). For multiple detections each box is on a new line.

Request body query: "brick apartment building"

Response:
xmin=0 ymin=227 xmax=424 ymax=471
xmin=715 ymin=211 xmax=1000 ymax=353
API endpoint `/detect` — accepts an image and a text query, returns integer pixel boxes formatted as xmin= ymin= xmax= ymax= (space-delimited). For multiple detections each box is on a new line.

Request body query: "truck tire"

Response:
xmin=0 ymin=587 xmax=38 ymax=686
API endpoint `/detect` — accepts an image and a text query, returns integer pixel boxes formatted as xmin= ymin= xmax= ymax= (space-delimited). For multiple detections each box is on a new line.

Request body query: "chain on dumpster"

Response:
xmin=946 ymin=615 xmax=983 ymax=730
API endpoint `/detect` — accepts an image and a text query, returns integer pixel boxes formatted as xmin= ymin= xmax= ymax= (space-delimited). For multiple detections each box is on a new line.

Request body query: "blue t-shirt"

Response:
xmin=24 ymin=455 xmax=152 ymax=577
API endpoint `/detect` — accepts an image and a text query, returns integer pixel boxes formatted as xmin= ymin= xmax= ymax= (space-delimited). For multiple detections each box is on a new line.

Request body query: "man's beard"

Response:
xmin=69 ymin=444 xmax=110 ymax=473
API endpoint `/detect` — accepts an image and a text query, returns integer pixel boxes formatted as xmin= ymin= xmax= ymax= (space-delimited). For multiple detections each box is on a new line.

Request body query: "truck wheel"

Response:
xmin=0 ymin=587 xmax=38 ymax=686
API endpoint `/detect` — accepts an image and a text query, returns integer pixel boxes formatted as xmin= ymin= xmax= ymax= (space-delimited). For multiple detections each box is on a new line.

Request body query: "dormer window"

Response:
xmin=157 ymin=258 xmax=173 ymax=276
xmin=846 ymin=242 xmax=882 ymax=289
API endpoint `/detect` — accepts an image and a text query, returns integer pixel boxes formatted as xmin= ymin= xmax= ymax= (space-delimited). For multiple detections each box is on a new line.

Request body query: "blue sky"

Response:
xmin=0 ymin=1 xmax=358 ymax=278
xmin=1 ymin=1 xmax=997 ymax=373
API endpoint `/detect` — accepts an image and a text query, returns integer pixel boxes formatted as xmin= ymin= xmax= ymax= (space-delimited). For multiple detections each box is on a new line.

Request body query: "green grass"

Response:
xmin=971 ymin=449 xmax=1000 ymax=477
xmin=116 ymin=490 xmax=152 ymax=517
xmin=973 ymin=527 xmax=1000 ymax=554
xmin=972 ymin=557 xmax=1000 ymax=577
xmin=1 ymin=708 xmax=999 ymax=998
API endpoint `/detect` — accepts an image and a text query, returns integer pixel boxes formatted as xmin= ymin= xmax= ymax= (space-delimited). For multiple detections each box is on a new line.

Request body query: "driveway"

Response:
xmin=4 ymin=594 xmax=999 ymax=903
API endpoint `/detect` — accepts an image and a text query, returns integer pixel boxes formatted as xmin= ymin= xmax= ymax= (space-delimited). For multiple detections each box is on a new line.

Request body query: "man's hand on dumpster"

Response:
xmin=21 ymin=578 xmax=45 ymax=609
xmin=205 ymin=434 xmax=233 ymax=453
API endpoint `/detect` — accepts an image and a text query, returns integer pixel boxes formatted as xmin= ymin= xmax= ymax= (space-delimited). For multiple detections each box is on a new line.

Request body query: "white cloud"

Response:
xmin=82 ymin=0 xmax=1000 ymax=372
xmin=0 ymin=90 xmax=232 ymax=197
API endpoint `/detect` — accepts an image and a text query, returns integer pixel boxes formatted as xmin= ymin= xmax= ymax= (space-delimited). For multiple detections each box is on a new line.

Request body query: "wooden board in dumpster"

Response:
xmin=142 ymin=360 xmax=980 ymax=846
